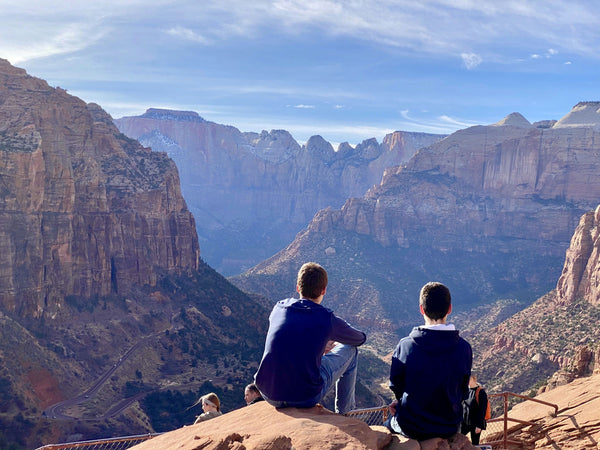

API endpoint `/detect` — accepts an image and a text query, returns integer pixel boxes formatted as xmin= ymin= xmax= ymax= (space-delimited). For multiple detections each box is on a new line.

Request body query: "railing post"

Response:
xmin=503 ymin=392 xmax=508 ymax=449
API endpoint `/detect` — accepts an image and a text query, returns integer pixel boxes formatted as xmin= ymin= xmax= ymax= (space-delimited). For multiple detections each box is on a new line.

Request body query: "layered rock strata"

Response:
xmin=556 ymin=205 xmax=600 ymax=305
xmin=115 ymin=109 xmax=444 ymax=274
xmin=235 ymin=104 xmax=600 ymax=344
xmin=0 ymin=60 xmax=199 ymax=317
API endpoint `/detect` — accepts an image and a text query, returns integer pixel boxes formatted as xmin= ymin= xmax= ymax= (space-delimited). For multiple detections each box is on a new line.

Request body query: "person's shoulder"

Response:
xmin=457 ymin=334 xmax=472 ymax=348
xmin=395 ymin=332 xmax=418 ymax=352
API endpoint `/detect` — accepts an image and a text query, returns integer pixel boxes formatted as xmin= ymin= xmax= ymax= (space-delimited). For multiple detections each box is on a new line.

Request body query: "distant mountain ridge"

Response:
xmin=232 ymin=103 xmax=600 ymax=347
xmin=115 ymin=110 xmax=445 ymax=275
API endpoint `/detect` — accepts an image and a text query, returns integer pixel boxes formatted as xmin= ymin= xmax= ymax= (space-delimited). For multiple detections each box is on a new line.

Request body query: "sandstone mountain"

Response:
xmin=115 ymin=110 xmax=444 ymax=275
xmin=0 ymin=59 xmax=269 ymax=449
xmin=465 ymin=205 xmax=600 ymax=396
xmin=0 ymin=63 xmax=199 ymax=316
xmin=233 ymin=103 xmax=600 ymax=348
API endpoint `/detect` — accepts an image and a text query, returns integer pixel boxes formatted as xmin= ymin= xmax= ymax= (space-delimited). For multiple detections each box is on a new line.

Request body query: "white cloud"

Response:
xmin=166 ymin=26 xmax=211 ymax=44
xmin=5 ymin=1 xmax=600 ymax=67
xmin=196 ymin=0 xmax=600 ymax=60
xmin=438 ymin=115 xmax=480 ymax=128
xmin=3 ymin=22 xmax=107 ymax=64
xmin=399 ymin=110 xmax=478 ymax=134
xmin=461 ymin=52 xmax=482 ymax=69
xmin=294 ymin=104 xmax=315 ymax=109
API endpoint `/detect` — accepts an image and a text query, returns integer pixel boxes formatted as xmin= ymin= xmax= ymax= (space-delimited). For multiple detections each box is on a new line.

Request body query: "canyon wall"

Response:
xmin=233 ymin=105 xmax=600 ymax=345
xmin=0 ymin=60 xmax=200 ymax=317
xmin=115 ymin=109 xmax=444 ymax=274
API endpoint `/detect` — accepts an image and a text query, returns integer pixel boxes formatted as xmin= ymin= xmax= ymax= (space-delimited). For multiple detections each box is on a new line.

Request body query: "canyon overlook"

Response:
xmin=4 ymin=56 xmax=600 ymax=449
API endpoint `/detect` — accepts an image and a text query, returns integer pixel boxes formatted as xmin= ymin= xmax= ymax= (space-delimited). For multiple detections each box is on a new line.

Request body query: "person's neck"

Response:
xmin=423 ymin=317 xmax=446 ymax=326
xmin=302 ymin=295 xmax=323 ymax=304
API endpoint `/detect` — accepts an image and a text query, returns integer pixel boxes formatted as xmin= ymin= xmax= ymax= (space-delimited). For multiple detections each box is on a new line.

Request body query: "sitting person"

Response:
xmin=386 ymin=282 xmax=472 ymax=440
xmin=244 ymin=383 xmax=264 ymax=405
xmin=193 ymin=392 xmax=222 ymax=424
xmin=255 ymin=262 xmax=366 ymax=414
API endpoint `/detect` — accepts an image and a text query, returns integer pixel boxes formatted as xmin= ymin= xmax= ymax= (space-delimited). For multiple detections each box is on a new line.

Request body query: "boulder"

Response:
xmin=130 ymin=402 xmax=478 ymax=450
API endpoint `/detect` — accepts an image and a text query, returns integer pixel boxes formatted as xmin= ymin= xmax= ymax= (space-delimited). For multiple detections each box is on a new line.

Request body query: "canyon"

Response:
xmin=115 ymin=110 xmax=443 ymax=275
xmin=233 ymin=105 xmax=600 ymax=348
xmin=4 ymin=55 xmax=600 ymax=449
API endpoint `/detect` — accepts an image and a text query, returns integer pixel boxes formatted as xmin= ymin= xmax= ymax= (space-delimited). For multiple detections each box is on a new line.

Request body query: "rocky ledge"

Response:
xmin=130 ymin=401 xmax=477 ymax=450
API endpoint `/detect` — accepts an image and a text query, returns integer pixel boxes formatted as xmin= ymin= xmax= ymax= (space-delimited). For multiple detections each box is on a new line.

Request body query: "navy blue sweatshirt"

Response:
xmin=255 ymin=298 xmax=366 ymax=403
xmin=389 ymin=326 xmax=472 ymax=440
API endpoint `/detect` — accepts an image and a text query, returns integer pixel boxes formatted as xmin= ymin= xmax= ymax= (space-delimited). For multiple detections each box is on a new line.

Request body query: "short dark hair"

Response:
xmin=297 ymin=262 xmax=328 ymax=300
xmin=245 ymin=383 xmax=260 ymax=395
xmin=419 ymin=282 xmax=451 ymax=320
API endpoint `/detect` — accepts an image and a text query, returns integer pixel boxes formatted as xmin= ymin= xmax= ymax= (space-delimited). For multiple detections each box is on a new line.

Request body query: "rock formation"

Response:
xmin=0 ymin=60 xmax=268 ymax=449
xmin=464 ymin=203 xmax=600 ymax=395
xmin=115 ymin=109 xmax=444 ymax=274
xmin=484 ymin=373 xmax=600 ymax=449
xmin=556 ymin=205 xmax=600 ymax=305
xmin=233 ymin=104 xmax=600 ymax=346
xmin=129 ymin=401 xmax=477 ymax=450
xmin=0 ymin=60 xmax=199 ymax=317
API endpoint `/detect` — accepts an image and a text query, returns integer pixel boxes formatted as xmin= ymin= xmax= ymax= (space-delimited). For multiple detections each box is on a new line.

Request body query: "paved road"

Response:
xmin=43 ymin=316 xmax=178 ymax=420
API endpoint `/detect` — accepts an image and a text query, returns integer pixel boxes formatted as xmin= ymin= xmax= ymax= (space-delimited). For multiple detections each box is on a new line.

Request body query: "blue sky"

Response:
xmin=2 ymin=0 xmax=600 ymax=145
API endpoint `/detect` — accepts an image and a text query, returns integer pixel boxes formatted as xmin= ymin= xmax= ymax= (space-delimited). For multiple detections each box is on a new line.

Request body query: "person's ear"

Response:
xmin=448 ymin=304 xmax=452 ymax=315
xmin=419 ymin=304 xmax=425 ymax=315
xmin=296 ymin=285 xmax=300 ymax=293
xmin=321 ymin=286 xmax=327 ymax=296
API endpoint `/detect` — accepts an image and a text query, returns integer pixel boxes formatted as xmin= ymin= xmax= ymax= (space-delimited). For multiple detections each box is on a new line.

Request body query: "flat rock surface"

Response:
xmin=483 ymin=373 xmax=600 ymax=448
xmin=130 ymin=402 xmax=391 ymax=449
xmin=130 ymin=402 xmax=481 ymax=450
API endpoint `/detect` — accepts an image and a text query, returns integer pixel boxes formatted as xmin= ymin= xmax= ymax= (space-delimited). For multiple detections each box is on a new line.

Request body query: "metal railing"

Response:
xmin=36 ymin=408 xmax=388 ymax=449
xmin=344 ymin=405 xmax=389 ymax=426
xmin=36 ymin=393 xmax=556 ymax=450
xmin=481 ymin=392 xmax=558 ymax=449
xmin=35 ymin=433 xmax=161 ymax=450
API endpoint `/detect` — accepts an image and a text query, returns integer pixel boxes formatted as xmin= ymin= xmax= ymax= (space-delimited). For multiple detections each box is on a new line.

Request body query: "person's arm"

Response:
xmin=476 ymin=389 xmax=488 ymax=430
xmin=389 ymin=349 xmax=405 ymax=400
xmin=330 ymin=315 xmax=366 ymax=346
xmin=463 ymin=342 xmax=473 ymax=399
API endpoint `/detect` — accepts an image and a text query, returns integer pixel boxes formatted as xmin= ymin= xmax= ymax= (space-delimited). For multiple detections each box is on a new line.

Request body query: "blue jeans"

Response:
xmin=265 ymin=344 xmax=359 ymax=414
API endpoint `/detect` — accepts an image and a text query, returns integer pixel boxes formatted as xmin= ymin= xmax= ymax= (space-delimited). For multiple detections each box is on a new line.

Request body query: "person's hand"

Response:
xmin=388 ymin=400 xmax=398 ymax=416
xmin=323 ymin=340 xmax=337 ymax=354
xmin=475 ymin=427 xmax=482 ymax=433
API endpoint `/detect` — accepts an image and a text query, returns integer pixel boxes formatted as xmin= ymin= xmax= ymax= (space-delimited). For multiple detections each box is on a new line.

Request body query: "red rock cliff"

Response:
xmin=0 ymin=60 xmax=199 ymax=316
xmin=556 ymin=205 xmax=600 ymax=305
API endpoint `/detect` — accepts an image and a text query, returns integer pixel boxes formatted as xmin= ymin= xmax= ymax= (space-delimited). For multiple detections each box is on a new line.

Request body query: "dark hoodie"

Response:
xmin=389 ymin=326 xmax=472 ymax=440
xmin=255 ymin=298 xmax=366 ymax=404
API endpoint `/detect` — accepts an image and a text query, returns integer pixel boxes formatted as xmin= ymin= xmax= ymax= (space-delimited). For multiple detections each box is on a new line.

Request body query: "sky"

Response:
xmin=2 ymin=0 xmax=600 ymax=146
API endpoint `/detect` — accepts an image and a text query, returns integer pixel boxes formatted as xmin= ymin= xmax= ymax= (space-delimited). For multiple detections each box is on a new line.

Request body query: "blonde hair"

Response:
xmin=201 ymin=392 xmax=221 ymax=412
